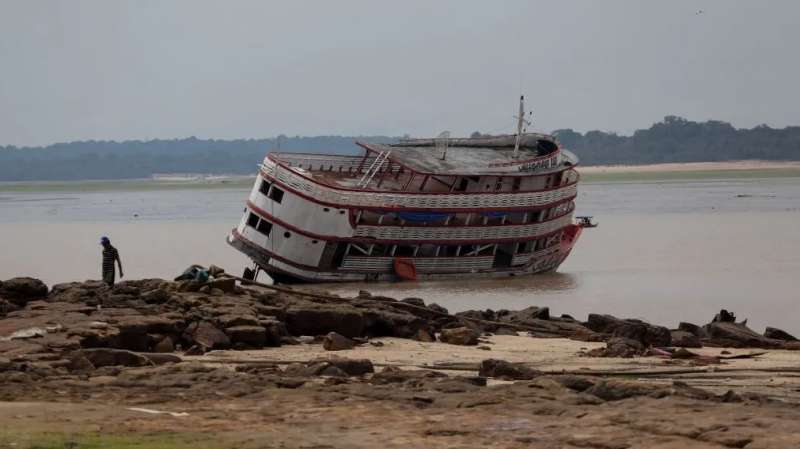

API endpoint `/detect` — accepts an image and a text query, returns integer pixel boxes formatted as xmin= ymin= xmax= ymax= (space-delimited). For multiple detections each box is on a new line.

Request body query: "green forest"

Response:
xmin=1 ymin=116 xmax=798 ymax=181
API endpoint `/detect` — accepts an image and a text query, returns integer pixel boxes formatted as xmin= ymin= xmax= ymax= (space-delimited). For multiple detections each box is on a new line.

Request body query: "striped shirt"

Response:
xmin=102 ymin=245 xmax=119 ymax=275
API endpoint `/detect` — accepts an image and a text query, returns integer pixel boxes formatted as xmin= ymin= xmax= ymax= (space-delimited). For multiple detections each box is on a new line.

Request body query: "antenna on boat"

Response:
xmin=513 ymin=95 xmax=532 ymax=159
xmin=436 ymin=131 xmax=451 ymax=160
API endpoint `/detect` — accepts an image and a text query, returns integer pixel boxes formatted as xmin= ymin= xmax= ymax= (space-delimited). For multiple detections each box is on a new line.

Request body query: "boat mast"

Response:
xmin=513 ymin=95 xmax=525 ymax=158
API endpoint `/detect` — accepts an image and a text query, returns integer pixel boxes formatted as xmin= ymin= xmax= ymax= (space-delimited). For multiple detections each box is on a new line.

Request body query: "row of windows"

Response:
xmin=247 ymin=212 xmax=273 ymax=236
xmin=345 ymin=238 xmax=557 ymax=258
xmin=259 ymin=179 xmax=284 ymax=203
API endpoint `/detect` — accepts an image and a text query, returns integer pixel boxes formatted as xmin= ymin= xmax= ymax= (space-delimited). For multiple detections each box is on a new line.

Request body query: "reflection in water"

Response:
xmin=323 ymin=271 xmax=578 ymax=300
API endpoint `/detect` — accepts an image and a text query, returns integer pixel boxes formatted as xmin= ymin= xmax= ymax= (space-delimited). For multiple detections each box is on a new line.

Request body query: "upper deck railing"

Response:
xmin=352 ymin=208 xmax=574 ymax=241
xmin=261 ymin=157 xmax=579 ymax=211
xmin=272 ymin=153 xmax=403 ymax=174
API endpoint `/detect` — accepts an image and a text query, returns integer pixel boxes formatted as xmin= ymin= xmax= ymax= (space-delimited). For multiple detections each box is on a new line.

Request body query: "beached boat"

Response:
xmin=228 ymin=97 xmax=588 ymax=283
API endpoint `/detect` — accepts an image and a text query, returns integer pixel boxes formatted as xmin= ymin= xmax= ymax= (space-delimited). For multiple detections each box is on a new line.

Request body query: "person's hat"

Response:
xmin=100 ymin=236 xmax=110 ymax=244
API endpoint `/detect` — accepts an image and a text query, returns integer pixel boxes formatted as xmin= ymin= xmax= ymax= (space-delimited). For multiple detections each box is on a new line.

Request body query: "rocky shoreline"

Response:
xmin=2 ymin=274 xmax=800 ymax=448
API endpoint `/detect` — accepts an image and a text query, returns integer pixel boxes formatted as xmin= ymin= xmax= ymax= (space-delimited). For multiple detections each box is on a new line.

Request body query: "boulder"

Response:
xmin=670 ymin=330 xmax=702 ymax=348
xmin=478 ymin=359 xmax=539 ymax=380
xmin=585 ymin=380 xmax=663 ymax=401
xmin=152 ymin=336 xmax=175 ymax=353
xmin=77 ymin=348 xmax=153 ymax=367
xmin=323 ymin=332 xmax=355 ymax=351
xmin=401 ymin=297 xmax=426 ymax=307
xmin=219 ymin=313 xmax=260 ymax=328
xmin=225 ymin=325 xmax=266 ymax=347
xmin=284 ymin=302 xmax=365 ymax=338
xmin=704 ymin=322 xmax=783 ymax=348
xmin=712 ymin=309 xmax=736 ymax=323
xmin=143 ymin=353 xmax=182 ymax=365
xmin=261 ymin=319 xmax=287 ymax=346
xmin=140 ymin=288 xmax=171 ymax=304
xmin=0 ymin=278 xmax=48 ymax=306
xmin=427 ymin=303 xmax=449 ymax=315
xmin=612 ymin=322 xmax=671 ymax=347
xmin=585 ymin=314 xmax=624 ymax=333
xmin=415 ymin=328 xmax=436 ymax=342
xmin=503 ymin=306 xmax=550 ymax=322
xmin=439 ymin=327 xmax=479 ymax=346
xmin=360 ymin=307 xmax=427 ymax=338
xmin=764 ymin=327 xmax=798 ymax=341
xmin=321 ymin=356 xmax=374 ymax=376
xmin=678 ymin=322 xmax=708 ymax=338
xmin=587 ymin=314 xmax=671 ymax=347
xmin=183 ymin=321 xmax=230 ymax=349
xmin=206 ymin=278 xmax=236 ymax=293
xmin=586 ymin=337 xmax=644 ymax=358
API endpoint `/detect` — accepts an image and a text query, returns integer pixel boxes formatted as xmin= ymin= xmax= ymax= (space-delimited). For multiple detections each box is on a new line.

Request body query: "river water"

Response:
xmin=1 ymin=177 xmax=799 ymax=334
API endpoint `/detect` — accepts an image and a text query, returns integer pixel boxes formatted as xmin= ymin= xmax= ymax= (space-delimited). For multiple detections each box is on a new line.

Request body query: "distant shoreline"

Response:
xmin=580 ymin=160 xmax=800 ymax=173
xmin=1 ymin=160 xmax=799 ymax=192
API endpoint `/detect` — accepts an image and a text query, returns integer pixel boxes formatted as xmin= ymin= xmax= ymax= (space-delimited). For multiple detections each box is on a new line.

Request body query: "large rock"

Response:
xmin=0 ymin=278 xmax=48 ymax=306
xmin=501 ymin=306 xmax=550 ymax=322
xmin=183 ymin=321 xmax=231 ymax=349
xmin=670 ymin=330 xmax=702 ymax=348
xmin=206 ymin=278 xmax=236 ymax=294
xmin=478 ymin=359 xmax=539 ymax=380
xmin=360 ymin=307 xmax=427 ymax=338
xmin=585 ymin=380 xmax=663 ymax=401
xmin=323 ymin=332 xmax=355 ymax=351
xmin=585 ymin=314 xmax=625 ymax=333
xmin=586 ymin=337 xmax=645 ymax=358
xmin=77 ymin=348 xmax=153 ymax=367
xmin=587 ymin=314 xmax=671 ymax=347
xmin=704 ymin=322 xmax=783 ymax=348
xmin=284 ymin=302 xmax=365 ymax=338
xmin=439 ymin=327 xmax=479 ymax=346
xmin=678 ymin=322 xmax=708 ymax=338
xmin=321 ymin=356 xmax=374 ymax=376
xmin=285 ymin=357 xmax=374 ymax=377
xmin=261 ymin=318 xmax=287 ymax=347
xmin=764 ymin=327 xmax=798 ymax=341
xmin=612 ymin=322 xmax=671 ymax=347
xmin=225 ymin=325 xmax=266 ymax=347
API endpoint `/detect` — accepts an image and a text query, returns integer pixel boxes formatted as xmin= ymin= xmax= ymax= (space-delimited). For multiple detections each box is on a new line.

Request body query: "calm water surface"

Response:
xmin=1 ymin=177 xmax=799 ymax=333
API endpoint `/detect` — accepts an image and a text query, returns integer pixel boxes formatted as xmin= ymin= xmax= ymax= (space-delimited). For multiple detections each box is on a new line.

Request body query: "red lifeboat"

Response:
xmin=393 ymin=257 xmax=417 ymax=281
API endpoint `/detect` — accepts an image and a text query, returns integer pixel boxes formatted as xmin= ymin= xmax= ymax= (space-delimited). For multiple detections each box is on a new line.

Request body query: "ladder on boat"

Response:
xmin=357 ymin=150 xmax=391 ymax=188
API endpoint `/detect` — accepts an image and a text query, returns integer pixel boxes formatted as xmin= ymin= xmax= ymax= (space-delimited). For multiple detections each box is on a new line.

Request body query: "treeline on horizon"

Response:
xmin=1 ymin=116 xmax=798 ymax=181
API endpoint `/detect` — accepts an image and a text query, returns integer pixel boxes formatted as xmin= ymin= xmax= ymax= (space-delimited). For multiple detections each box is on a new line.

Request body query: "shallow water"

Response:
xmin=1 ymin=177 xmax=799 ymax=334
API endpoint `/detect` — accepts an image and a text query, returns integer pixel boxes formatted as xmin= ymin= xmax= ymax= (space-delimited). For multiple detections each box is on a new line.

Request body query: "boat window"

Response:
xmin=453 ymin=178 xmax=469 ymax=192
xmin=417 ymin=244 xmax=437 ymax=257
xmin=256 ymin=220 xmax=272 ymax=236
xmin=247 ymin=212 xmax=259 ymax=228
xmin=259 ymin=179 xmax=271 ymax=196
xmin=394 ymin=245 xmax=415 ymax=257
xmin=443 ymin=245 xmax=460 ymax=257
xmin=269 ymin=187 xmax=285 ymax=203
xmin=283 ymin=231 xmax=291 ymax=238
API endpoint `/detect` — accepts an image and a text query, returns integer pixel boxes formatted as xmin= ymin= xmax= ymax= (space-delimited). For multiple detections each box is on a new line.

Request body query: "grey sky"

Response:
xmin=1 ymin=0 xmax=798 ymax=147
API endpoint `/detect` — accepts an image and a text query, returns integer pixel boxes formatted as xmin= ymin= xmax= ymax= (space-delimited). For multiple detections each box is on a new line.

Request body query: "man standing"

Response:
xmin=101 ymin=236 xmax=123 ymax=286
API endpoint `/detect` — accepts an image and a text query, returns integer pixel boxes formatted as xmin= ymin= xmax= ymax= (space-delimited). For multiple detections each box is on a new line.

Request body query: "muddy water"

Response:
xmin=1 ymin=177 xmax=799 ymax=334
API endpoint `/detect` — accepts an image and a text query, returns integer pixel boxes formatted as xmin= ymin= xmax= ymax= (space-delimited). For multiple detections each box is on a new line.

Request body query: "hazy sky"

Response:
xmin=1 ymin=0 xmax=799 ymax=146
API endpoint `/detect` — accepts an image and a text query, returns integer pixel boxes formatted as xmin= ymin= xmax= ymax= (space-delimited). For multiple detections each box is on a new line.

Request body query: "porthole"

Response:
xmin=284 ymin=232 xmax=291 ymax=238
xmin=323 ymin=207 xmax=330 ymax=212
xmin=339 ymin=210 xmax=346 ymax=214
xmin=312 ymin=240 xmax=319 ymax=244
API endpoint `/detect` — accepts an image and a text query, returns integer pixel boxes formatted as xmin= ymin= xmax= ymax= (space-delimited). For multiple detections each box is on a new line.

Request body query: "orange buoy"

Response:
xmin=393 ymin=257 xmax=417 ymax=281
